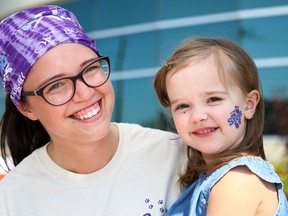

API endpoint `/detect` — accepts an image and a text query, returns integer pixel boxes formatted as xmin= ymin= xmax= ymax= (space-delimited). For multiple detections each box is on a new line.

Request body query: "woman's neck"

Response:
xmin=46 ymin=124 xmax=119 ymax=174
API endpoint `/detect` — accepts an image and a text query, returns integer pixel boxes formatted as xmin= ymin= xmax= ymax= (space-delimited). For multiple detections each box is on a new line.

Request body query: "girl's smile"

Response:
xmin=166 ymin=54 xmax=249 ymax=161
xmin=190 ymin=127 xmax=218 ymax=137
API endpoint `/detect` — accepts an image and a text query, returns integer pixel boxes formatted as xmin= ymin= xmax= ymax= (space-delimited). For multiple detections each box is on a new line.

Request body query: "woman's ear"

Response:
xmin=18 ymin=102 xmax=38 ymax=121
xmin=244 ymin=90 xmax=260 ymax=119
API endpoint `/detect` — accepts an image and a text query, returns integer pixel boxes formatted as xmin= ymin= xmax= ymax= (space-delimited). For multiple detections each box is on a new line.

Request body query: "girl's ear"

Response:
xmin=18 ymin=102 xmax=38 ymax=121
xmin=244 ymin=90 xmax=260 ymax=119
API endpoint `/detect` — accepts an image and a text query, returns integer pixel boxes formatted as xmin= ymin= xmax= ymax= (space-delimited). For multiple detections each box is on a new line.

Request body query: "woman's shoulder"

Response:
xmin=115 ymin=122 xmax=181 ymax=141
xmin=0 ymin=147 xmax=43 ymax=189
xmin=114 ymin=122 xmax=186 ymax=158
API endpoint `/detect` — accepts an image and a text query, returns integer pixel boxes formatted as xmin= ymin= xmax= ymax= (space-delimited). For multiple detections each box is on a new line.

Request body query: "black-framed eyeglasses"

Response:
xmin=21 ymin=56 xmax=110 ymax=106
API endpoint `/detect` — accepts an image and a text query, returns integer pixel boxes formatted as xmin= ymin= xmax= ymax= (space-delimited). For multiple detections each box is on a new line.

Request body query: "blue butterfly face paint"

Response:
xmin=228 ymin=106 xmax=242 ymax=128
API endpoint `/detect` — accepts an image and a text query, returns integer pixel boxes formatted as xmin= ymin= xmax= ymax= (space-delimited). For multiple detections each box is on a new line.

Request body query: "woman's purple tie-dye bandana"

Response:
xmin=0 ymin=5 xmax=99 ymax=108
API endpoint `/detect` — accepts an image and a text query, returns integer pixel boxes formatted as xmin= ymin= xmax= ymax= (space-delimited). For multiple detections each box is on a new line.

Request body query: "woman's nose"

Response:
xmin=72 ymin=79 xmax=95 ymax=102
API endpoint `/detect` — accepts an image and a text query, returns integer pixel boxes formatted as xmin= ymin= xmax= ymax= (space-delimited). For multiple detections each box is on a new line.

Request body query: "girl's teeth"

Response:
xmin=197 ymin=128 xmax=214 ymax=134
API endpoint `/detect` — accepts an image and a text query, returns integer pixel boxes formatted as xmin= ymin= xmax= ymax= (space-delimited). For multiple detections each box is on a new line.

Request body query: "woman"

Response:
xmin=0 ymin=5 xmax=186 ymax=215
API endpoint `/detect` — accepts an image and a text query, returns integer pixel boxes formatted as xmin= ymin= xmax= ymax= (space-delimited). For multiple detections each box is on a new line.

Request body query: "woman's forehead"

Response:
xmin=24 ymin=43 xmax=97 ymax=87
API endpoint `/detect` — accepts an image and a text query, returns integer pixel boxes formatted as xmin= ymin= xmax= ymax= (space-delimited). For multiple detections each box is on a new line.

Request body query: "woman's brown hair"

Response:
xmin=0 ymin=94 xmax=50 ymax=170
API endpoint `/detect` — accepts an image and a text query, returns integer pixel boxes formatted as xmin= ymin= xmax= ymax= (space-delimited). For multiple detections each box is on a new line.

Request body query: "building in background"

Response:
xmin=56 ymin=0 xmax=288 ymax=133
xmin=0 ymin=0 xmax=287 ymax=133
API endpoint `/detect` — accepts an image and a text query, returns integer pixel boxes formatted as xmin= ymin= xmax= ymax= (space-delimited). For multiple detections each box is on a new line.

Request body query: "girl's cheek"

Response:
xmin=227 ymin=106 xmax=243 ymax=129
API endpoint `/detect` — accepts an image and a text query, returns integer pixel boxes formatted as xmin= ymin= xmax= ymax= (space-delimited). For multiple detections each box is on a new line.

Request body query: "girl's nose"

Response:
xmin=189 ymin=107 xmax=208 ymax=124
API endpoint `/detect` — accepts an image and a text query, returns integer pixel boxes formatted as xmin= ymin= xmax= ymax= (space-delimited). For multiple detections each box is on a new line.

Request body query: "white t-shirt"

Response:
xmin=0 ymin=123 xmax=186 ymax=216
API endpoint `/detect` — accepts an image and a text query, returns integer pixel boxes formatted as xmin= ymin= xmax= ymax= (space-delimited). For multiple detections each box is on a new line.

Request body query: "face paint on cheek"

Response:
xmin=227 ymin=106 xmax=243 ymax=128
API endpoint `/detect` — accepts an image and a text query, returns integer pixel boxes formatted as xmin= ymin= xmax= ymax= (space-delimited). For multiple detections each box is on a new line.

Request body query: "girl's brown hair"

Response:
xmin=154 ymin=37 xmax=265 ymax=187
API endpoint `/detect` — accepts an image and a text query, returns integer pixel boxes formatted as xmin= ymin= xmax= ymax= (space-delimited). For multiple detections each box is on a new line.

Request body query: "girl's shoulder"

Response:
xmin=205 ymin=157 xmax=283 ymax=215
xmin=207 ymin=164 xmax=279 ymax=215
xmin=210 ymin=156 xmax=281 ymax=185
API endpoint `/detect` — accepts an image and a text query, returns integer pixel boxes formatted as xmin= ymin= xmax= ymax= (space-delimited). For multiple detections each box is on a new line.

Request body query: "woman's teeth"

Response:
xmin=73 ymin=105 xmax=100 ymax=120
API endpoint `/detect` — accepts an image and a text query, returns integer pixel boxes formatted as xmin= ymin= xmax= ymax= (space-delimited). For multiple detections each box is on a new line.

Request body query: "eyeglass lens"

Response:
xmin=43 ymin=58 xmax=109 ymax=105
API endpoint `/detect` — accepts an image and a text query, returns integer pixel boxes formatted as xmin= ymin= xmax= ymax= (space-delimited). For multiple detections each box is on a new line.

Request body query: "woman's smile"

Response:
xmin=71 ymin=101 xmax=101 ymax=120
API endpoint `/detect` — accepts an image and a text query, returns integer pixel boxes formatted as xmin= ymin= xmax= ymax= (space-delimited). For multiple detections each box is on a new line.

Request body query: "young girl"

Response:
xmin=154 ymin=37 xmax=288 ymax=215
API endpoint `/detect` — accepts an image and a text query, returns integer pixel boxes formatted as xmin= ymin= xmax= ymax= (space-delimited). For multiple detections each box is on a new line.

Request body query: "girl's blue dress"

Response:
xmin=167 ymin=156 xmax=288 ymax=216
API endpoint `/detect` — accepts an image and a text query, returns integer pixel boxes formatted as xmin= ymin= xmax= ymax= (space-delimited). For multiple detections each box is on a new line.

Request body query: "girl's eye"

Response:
xmin=175 ymin=104 xmax=189 ymax=110
xmin=207 ymin=97 xmax=221 ymax=103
